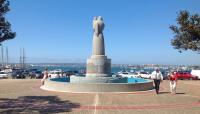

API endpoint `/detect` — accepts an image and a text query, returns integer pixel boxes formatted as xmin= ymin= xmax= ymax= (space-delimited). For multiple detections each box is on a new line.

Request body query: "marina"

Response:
xmin=0 ymin=63 xmax=200 ymax=79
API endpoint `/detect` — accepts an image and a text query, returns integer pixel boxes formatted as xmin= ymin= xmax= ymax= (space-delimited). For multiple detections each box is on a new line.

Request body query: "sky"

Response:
xmin=2 ymin=0 xmax=200 ymax=65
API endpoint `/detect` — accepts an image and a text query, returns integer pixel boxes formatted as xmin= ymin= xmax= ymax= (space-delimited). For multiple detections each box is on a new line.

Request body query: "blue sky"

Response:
xmin=2 ymin=0 xmax=200 ymax=65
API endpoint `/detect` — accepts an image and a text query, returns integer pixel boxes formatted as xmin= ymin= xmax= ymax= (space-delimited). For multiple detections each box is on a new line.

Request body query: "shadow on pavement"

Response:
xmin=0 ymin=96 xmax=80 ymax=114
xmin=159 ymin=91 xmax=185 ymax=95
xmin=175 ymin=92 xmax=185 ymax=94
xmin=159 ymin=91 xmax=171 ymax=94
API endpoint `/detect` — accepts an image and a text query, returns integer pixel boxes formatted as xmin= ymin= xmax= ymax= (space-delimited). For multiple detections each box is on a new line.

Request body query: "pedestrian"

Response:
xmin=151 ymin=68 xmax=163 ymax=94
xmin=169 ymin=71 xmax=178 ymax=94
xmin=41 ymin=68 xmax=48 ymax=85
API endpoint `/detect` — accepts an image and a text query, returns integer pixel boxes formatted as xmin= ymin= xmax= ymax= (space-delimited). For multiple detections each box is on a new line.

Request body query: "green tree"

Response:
xmin=0 ymin=0 xmax=16 ymax=42
xmin=170 ymin=10 xmax=200 ymax=53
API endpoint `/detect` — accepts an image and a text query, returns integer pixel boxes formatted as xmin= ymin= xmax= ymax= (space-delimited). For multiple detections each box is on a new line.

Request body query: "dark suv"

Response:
xmin=12 ymin=71 xmax=26 ymax=79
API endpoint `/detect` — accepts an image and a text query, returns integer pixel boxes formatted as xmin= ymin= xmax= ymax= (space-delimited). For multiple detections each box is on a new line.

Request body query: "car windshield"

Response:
xmin=0 ymin=72 xmax=5 ymax=74
xmin=122 ymin=73 xmax=128 ymax=74
xmin=140 ymin=72 xmax=148 ymax=74
xmin=35 ymin=71 xmax=41 ymax=73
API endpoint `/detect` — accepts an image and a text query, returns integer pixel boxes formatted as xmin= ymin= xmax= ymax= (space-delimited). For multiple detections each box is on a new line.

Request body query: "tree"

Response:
xmin=170 ymin=10 xmax=200 ymax=53
xmin=0 ymin=0 xmax=16 ymax=43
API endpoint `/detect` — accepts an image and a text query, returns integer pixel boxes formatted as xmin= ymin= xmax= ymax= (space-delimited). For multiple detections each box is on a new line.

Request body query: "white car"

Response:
xmin=0 ymin=72 xmax=9 ymax=79
xmin=118 ymin=71 xmax=140 ymax=78
xmin=48 ymin=69 xmax=63 ymax=78
xmin=191 ymin=70 xmax=200 ymax=79
xmin=138 ymin=71 xmax=151 ymax=79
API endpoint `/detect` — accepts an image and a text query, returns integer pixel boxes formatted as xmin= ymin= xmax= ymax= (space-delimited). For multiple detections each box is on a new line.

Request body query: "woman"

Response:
xmin=41 ymin=68 xmax=48 ymax=85
xmin=169 ymin=72 xmax=178 ymax=94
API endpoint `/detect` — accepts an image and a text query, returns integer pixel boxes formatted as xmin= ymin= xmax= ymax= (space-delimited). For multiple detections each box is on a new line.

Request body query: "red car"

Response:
xmin=174 ymin=71 xmax=198 ymax=80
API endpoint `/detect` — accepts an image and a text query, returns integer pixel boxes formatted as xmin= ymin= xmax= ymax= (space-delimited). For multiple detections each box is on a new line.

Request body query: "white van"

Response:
xmin=191 ymin=70 xmax=200 ymax=79
xmin=48 ymin=69 xmax=63 ymax=78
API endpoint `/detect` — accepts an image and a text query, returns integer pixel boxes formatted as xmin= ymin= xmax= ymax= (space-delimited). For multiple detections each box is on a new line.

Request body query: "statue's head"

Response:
xmin=98 ymin=16 xmax=103 ymax=21
xmin=93 ymin=16 xmax=97 ymax=20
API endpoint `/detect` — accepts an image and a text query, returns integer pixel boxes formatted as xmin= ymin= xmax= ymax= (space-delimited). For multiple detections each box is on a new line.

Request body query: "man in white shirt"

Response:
xmin=151 ymin=68 xmax=163 ymax=94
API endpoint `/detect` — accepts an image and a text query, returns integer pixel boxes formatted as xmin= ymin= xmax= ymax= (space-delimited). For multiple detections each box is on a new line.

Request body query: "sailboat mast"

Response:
xmin=23 ymin=48 xmax=25 ymax=69
xmin=6 ymin=47 xmax=8 ymax=66
xmin=19 ymin=48 xmax=22 ymax=69
xmin=1 ymin=44 xmax=4 ymax=67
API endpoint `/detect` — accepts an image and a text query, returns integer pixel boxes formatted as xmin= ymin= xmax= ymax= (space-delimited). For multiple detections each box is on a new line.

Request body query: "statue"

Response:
xmin=92 ymin=16 xmax=105 ymax=55
xmin=87 ymin=16 xmax=111 ymax=77
xmin=93 ymin=16 xmax=105 ymax=37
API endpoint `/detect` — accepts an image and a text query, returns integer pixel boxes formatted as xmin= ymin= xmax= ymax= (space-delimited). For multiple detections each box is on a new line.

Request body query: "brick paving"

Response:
xmin=0 ymin=79 xmax=200 ymax=114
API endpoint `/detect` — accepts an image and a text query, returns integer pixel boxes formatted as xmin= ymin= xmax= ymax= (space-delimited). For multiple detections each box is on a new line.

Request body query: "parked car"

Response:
xmin=48 ymin=69 xmax=63 ymax=78
xmin=29 ymin=71 xmax=36 ymax=79
xmin=22 ymin=70 xmax=29 ymax=77
xmin=35 ymin=71 xmax=43 ymax=79
xmin=191 ymin=70 xmax=200 ymax=80
xmin=28 ymin=70 xmax=43 ymax=79
xmin=65 ymin=70 xmax=78 ymax=76
xmin=117 ymin=70 xmax=129 ymax=77
xmin=161 ymin=71 xmax=170 ymax=80
xmin=0 ymin=71 xmax=9 ymax=79
xmin=12 ymin=70 xmax=26 ymax=79
xmin=138 ymin=71 xmax=151 ymax=79
xmin=173 ymin=71 xmax=198 ymax=80
xmin=117 ymin=70 xmax=140 ymax=78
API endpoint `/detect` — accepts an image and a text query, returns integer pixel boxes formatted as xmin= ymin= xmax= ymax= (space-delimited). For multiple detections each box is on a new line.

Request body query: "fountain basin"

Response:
xmin=41 ymin=77 xmax=154 ymax=93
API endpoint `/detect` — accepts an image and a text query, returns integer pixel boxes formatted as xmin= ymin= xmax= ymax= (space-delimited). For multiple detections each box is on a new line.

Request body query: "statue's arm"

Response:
xmin=96 ymin=24 xmax=99 ymax=36
xmin=93 ymin=23 xmax=99 ymax=36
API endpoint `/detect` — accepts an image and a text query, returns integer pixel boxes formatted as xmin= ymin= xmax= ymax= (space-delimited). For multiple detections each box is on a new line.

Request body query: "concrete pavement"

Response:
xmin=0 ymin=79 xmax=200 ymax=114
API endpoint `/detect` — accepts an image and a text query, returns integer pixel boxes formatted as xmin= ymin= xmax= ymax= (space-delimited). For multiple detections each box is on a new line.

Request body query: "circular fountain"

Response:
xmin=41 ymin=16 xmax=154 ymax=93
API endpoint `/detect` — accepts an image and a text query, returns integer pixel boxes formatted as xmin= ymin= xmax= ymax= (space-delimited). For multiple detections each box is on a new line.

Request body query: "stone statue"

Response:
xmin=86 ymin=16 xmax=111 ymax=77
xmin=92 ymin=16 xmax=105 ymax=55
xmin=93 ymin=16 xmax=105 ymax=37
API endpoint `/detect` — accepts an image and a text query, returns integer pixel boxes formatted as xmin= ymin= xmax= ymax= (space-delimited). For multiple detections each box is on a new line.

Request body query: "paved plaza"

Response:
xmin=0 ymin=79 xmax=200 ymax=114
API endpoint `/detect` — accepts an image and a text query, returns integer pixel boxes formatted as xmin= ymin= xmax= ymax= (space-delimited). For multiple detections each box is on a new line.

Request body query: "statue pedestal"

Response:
xmin=86 ymin=55 xmax=111 ymax=77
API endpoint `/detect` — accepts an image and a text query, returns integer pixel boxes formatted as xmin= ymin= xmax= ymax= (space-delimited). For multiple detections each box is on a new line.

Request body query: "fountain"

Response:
xmin=41 ymin=16 xmax=153 ymax=93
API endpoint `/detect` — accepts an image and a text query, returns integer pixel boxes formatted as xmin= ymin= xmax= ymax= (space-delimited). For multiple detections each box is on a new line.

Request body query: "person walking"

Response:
xmin=169 ymin=72 xmax=178 ymax=94
xmin=41 ymin=68 xmax=48 ymax=85
xmin=151 ymin=68 xmax=163 ymax=94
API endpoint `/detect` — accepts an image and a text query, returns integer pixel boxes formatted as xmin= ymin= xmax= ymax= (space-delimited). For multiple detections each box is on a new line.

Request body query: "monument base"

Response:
xmin=41 ymin=77 xmax=154 ymax=93
xmin=70 ymin=76 xmax=127 ymax=83
xmin=86 ymin=55 xmax=111 ymax=77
